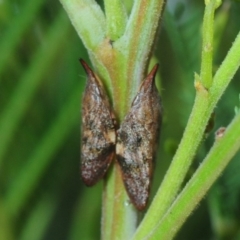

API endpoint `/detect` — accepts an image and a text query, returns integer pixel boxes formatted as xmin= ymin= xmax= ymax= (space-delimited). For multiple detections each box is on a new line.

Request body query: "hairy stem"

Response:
xmin=148 ymin=112 xmax=240 ymax=239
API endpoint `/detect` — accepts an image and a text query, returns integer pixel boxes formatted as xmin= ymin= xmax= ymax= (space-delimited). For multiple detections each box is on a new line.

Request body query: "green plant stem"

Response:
xmin=147 ymin=112 xmax=240 ymax=239
xmin=101 ymin=164 xmax=138 ymax=240
xmin=59 ymin=0 xmax=106 ymax=50
xmin=200 ymin=0 xmax=220 ymax=89
xmin=0 ymin=11 xmax=71 ymax=168
xmin=210 ymin=31 xmax=240 ymax=103
xmin=120 ymin=0 xmax=165 ymax=101
xmin=104 ymin=0 xmax=127 ymax=40
xmin=133 ymin=29 xmax=240 ymax=240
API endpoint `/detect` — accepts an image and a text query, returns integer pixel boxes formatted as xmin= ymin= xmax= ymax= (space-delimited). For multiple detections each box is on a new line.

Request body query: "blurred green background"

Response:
xmin=0 ymin=0 xmax=240 ymax=239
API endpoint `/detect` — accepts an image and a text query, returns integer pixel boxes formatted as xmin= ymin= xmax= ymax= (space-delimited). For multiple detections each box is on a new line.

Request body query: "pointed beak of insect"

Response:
xmin=141 ymin=63 xmax=159 ymax=92
xmin=79 ymin=59 xmax=95 ymax=80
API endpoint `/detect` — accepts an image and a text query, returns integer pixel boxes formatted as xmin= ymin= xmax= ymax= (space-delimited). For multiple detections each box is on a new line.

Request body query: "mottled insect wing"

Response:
xmin=116 ymin=64 xmax=162 ymax=210
xmin=80 ymin=59 xmax=116 ymax=186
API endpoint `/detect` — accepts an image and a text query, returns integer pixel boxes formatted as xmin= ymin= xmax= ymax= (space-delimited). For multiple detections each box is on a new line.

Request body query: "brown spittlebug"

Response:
xmin=80 ymin=59 xmax=116 ymax=186
xmin=116 ymin=64 xmax=162 ymax=210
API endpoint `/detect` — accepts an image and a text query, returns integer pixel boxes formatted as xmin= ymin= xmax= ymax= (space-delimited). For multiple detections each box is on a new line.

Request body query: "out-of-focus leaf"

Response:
xmin=0 ymin=10 xmax=71 ymax=167
xmin=0 ymin=0 xmax=46 ymax=76
xmin=5 ymin=82 xmax=82 ymax=217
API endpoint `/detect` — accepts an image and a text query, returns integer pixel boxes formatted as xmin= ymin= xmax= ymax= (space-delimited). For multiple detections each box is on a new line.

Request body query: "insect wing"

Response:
xmin=116 ymin=64 xmax=162 ymax=210
xmin=80 ymin=60 xmax=116 ymax=186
